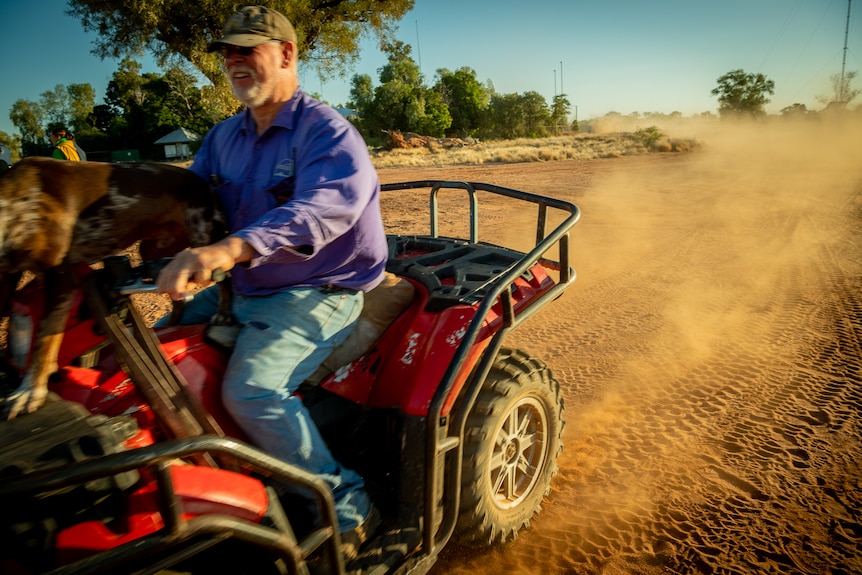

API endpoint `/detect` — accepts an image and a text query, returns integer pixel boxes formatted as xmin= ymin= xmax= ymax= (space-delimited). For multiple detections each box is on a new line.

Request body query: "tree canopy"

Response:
xmin=5 ymin=1 xmax=589 ymax=157
xmin=66 ymin=0 xmax=414 ymax=118
xmin=711 ymin=69 xmax=775 ymax=118
xmin=8 ymin=59 xmax=225 ymax=159
xmin=484 ymin=91 xmax=552 ymax=139
xmin=434 ymin=67 xmax=489 ymax=137
xmin=9 ymin=83 xmax=98 ymax=156
xmin=349 ymin=40 xmax=451 ymax=140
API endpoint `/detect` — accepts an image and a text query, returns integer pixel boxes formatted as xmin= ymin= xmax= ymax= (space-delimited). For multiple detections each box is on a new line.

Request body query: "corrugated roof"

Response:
xmin=154 ymin=127 xmax=200 ymax=144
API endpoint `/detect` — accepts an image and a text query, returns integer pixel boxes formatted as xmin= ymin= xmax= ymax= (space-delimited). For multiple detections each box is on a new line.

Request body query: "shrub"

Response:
xmin=632 ymin=126 xmax=664 ymax=149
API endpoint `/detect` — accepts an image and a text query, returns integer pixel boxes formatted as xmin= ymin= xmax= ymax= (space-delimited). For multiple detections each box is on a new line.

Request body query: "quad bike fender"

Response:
xmin=324 ymin=299 xmax=490 ymax=417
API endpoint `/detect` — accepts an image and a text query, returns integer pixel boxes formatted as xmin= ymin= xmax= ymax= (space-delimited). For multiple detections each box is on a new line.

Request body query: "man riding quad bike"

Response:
xmin=0 ymin=179 xmax=580 ymax=575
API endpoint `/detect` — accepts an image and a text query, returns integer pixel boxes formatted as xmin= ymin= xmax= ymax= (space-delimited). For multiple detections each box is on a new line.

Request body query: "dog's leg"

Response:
xmin=210 ymin=270 xmax=234 ymax=326
xmin=0 ymin=271 xmax=24 ymax=401
xmin=4 ymin=266 xmax=75 ymax=419
xmin=162 ymin=275 xmax=232 ymax=328
xmin=202 ymin=275 xmax=238 ymax=351
xmin=0 ymin=272 xmax=23 ymax=318
xmin=164 ymin=301 xmax=186 ymax=326
xmin=0 ymin=271 xmax=22 ymax=326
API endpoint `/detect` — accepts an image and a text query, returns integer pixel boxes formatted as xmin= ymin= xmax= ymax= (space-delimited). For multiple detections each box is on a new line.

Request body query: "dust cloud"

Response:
xmin=411 ymin=115 xmax=862 ymax=574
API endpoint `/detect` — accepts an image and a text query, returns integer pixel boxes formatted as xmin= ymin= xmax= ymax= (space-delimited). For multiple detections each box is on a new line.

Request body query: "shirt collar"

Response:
xmin=239 ymin=87 xmax=304 ymax=135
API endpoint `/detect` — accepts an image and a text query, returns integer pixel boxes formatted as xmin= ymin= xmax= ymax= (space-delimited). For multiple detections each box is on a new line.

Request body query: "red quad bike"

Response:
xmin=0 ymin=181 xmax=580 ymax=575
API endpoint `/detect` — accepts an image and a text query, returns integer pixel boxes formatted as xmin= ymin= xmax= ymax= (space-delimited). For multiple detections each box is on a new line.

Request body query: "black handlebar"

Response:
xmin=100 ymin=255 xmax=226 ymax=296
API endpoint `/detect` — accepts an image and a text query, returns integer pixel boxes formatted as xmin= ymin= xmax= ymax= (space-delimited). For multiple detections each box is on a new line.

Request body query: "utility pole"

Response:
xmin=560 ymin=61 xmax=564 ymax=96
xmin=839 ymin=0 xmax=852 ymax=102
xmin=554 ymin=70 xmax=557 ymax=97
xmin=415 ymin=20 xmax=423 ymax=83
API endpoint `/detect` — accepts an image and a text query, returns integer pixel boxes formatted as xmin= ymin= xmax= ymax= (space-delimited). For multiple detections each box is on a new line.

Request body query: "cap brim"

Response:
xmin=206 ymin=33 xmax=273 ymax=52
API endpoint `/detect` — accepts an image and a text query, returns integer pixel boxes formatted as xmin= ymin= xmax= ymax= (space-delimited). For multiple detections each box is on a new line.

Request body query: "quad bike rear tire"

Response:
xmin=455 ymin=347 xmax=565 ymax=545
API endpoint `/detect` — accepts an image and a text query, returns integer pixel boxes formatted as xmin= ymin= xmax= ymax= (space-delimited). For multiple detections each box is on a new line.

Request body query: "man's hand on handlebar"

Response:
xmin=156 ymin=237 xmax=252 ymax=301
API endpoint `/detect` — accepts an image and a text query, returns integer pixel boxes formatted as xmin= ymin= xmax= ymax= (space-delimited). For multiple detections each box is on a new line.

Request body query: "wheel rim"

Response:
xmin=487 ymin=396 xmax=548 ymax=509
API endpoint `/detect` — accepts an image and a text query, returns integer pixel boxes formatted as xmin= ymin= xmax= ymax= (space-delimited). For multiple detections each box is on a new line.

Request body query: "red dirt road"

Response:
xmin=377 ymin=119 xmax=862 ymax=575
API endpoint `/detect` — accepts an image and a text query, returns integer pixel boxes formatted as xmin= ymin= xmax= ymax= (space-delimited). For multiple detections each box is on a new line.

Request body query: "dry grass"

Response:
xmin=370 ymin=131 xmax=699 ymax=169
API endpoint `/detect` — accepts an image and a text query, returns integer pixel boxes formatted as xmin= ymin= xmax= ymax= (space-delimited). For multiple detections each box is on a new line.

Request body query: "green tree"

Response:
xmin=372 ymin=67 xmax=416 ymax=131
xmin=550 ymin=94 xmax=571 ymax=134
xmin=434 ymin=67 xmax=489 ymax=137
xmin=9 ymin=99 xmax=45 ymax=156
xmin=484 ymin=91 xmax=551 ymax=139
xmin=39 ymin=85 xmax=69 ymax=127
xmin=415 ymin=88 xmax=451 ymax=136
xmin=105 ymin=58 xmax=147 ymax=116
xmin=521 ymin=91 xmax=551 ymax=137
xmin=103 ymin=59 xmax=149 ymax=150
xmin=33 ymin=84 xmax=96 ymax=135
xmin=350 ymin=40 xmax=450 ymax=142
xmin=347 ymin=73 xmax=375 ymax=135
xmin=0 ymin=131 xmax=22 ymax=162
xmin=485 ymin=93 xmax=522 ymax=139
xmin=66 ymin=0 xmax=414 ymax=119
xmin=158 ymin=66 xmax=218 ymax=134
xmin=711 ymin=69 xmax=775 ymax=118
xmin=91 ymin=104 xmax=119 ymax=133
xmin=66 ymin=83 xmax=97 ymax=135
xmin=348 ymin=74 xmax=374 ymax=114
xmin=27 ymin=83 xmax=99 ymax=150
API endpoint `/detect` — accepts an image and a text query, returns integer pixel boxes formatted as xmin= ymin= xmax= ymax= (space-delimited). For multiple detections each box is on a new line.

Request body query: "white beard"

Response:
xmin=229 ymin=66 xmax=274 ymax=108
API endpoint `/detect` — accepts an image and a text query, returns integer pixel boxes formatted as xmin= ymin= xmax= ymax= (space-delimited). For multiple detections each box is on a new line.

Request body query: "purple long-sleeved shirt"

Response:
xmin=190 ymin=88 xmax=387 ymax=295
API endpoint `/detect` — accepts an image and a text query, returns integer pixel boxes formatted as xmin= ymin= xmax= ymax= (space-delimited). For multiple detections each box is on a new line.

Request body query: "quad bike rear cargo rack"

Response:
xmin=379 ymin=181 xmax=580 ymax=559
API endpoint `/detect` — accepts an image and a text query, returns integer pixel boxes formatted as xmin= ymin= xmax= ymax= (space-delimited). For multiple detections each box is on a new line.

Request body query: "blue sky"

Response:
xmin=1 ymin=0 xmax=859 ymax=138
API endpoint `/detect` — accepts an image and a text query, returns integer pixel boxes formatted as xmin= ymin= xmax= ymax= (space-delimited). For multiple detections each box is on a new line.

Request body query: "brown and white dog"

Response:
xmin=0 ymin=157 xmax=227 ymax=419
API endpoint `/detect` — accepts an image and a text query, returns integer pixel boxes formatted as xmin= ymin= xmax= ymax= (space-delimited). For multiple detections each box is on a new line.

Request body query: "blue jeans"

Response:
xmin=161 ymin=285 xmax=370 ymax=532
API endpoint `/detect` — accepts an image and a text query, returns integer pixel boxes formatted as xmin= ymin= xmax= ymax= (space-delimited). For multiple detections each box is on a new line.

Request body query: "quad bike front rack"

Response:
xmin=0 ymin=434 xmax=342 ymax=575
xmin=0 ymin=276 xmax=349 ymax=575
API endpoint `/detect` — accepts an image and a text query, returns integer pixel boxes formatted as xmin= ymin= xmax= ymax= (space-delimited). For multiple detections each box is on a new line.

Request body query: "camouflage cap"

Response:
xmin=207 ymin=5 xmax=297 ymax=52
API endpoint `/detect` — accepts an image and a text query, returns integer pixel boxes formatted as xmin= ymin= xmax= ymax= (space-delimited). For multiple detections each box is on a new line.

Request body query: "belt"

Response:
xmin=319 ymin=284 xmax=359 ymax=295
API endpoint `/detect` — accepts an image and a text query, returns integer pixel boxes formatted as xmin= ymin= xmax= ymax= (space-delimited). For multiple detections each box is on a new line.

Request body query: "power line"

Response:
xmin=780 ymin=0 xmax=837 ymax=100
xmin=758 ymin=0 xmax=805 ymax=72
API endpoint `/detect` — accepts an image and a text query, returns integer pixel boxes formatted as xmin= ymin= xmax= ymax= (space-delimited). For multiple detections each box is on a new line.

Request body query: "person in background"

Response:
xmin=0 ymin=143 xmax=11 ymax=170
xmin=49 ymin=127 xmax=80 ymax=161
xmin=68 ymin=133 xmax=87 ymax=161
xmin=155 ymin=5 xmax=387 ymax=562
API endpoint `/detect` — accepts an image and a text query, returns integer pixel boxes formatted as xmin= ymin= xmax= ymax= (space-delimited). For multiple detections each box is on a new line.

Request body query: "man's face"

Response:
xmin=222 ymin=41 xmax=287 ymax=108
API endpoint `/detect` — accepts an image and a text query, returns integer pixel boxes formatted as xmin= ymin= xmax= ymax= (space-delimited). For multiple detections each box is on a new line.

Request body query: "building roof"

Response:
xmin=154 ymin=127 xmax=200 ymax=145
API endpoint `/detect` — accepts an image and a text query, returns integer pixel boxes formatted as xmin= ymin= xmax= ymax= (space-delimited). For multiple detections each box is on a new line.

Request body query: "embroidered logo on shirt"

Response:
xmin=274 ymin=158 xmax=294 ymax=178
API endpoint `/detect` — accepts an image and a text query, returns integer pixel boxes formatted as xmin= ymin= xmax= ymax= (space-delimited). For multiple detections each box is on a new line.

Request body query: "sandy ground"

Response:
xmin=375 ymin=118 xmax=862 ymax=575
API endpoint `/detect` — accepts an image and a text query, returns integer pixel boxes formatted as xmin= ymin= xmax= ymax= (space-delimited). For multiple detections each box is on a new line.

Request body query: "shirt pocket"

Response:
xmin=264 ymin=176 xmax=296 ymax=207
